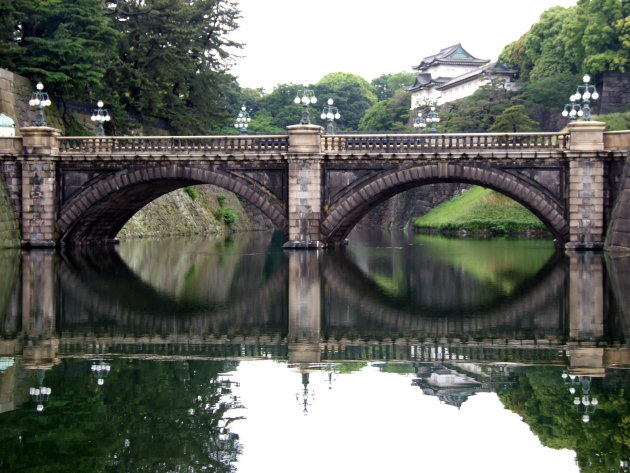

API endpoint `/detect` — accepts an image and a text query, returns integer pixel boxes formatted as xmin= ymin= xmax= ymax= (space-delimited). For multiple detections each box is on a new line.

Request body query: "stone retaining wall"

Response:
xmin=605 ymin=152 xmax=630 ymax=252
xmin=0 ymin=174 xmax=20 ymax=248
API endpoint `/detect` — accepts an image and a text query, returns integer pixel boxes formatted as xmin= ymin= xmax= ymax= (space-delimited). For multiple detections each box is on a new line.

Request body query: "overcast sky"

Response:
xmin=229 ymin=361 xmax=578 ymax=472
xmin=229 ymin=0 xmax=577 ymax=92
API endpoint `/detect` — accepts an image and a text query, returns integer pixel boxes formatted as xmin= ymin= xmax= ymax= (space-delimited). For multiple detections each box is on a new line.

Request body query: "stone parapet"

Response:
xmin=20 ymin=127 xmax=60 ymax=156
xmin=568 ymin=120 xmax=606 ymax=151
xmin=286 ymin=124 xmax=322 ymax=154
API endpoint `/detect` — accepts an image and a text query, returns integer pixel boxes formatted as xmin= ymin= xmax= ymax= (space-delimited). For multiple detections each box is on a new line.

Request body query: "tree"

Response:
xmin=371 ymin=72 xmax=416 ymax=102
xmin=359 ymin=89 xmax=413 ymax=132
xmin=489 ymin=105 xmax=539 ymax=132
xmin=314 ymin=72 xmax=377 ymax=131
xmin=439 ymin=82 xmax=515 ymax=132
xmin=104 ymin=0 xmax=242 ymax=134
xmin=500 ymin=0 xmax=630 ymax=80
xmin=0 ymin=0 xmax=119 ymax=97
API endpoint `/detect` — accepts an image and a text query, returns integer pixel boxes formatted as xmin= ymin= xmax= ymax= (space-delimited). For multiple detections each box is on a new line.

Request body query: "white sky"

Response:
xmin=228 ymin=361 xmax=578 ymax=473
xmin=229 ymin=0 xmax=577 ymax=92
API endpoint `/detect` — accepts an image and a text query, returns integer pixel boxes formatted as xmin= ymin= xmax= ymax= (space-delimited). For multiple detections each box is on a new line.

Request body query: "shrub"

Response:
xmin=184 ymin=186 xmax=198 ymax=200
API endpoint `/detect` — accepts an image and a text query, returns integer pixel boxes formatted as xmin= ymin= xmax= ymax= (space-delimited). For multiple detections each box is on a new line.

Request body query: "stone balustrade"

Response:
xmin=322 ymin=131 xmax=570 ymax=152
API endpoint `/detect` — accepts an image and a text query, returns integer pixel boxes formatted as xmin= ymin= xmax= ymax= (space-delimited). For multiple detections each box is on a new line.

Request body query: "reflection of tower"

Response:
xmin=287 ymin=251 xmax=321 ymax=365
xmin=567 ymin=252 xmax=606 ymax=376
xmin=412 ymin=363 xmax=483 ymax=408
xmin=29 ymin=369 xmax=51 ymax=412
xmin=22 ymin=251 xmax=59 ymax=369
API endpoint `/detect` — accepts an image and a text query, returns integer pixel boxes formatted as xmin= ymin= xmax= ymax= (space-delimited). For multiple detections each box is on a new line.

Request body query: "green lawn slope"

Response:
xmin=413 ymin=186 xmax=546 ymax=234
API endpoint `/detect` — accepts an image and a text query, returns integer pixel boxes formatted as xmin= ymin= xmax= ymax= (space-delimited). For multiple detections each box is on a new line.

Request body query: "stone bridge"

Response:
xmin=0 ymin=121 xmax=629 ymax=250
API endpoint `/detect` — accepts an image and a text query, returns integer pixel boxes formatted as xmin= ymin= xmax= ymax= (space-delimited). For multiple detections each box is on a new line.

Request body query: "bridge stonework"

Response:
xmin=0 ymin=122 xmax=628 ymax=251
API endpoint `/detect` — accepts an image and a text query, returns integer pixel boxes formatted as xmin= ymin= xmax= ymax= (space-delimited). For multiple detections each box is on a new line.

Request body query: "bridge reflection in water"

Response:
xmin=0 ymin=231 xmax=627 ymax=375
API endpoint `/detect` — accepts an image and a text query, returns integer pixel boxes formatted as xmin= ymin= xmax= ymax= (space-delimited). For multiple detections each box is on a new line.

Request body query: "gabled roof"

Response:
xmin=412 ymin=43 xmax=489 ymax=71
xmin=437 ymin=61 xmax=517 ymax=91
xmin=404 ymin=73 xmax=450 ymax=92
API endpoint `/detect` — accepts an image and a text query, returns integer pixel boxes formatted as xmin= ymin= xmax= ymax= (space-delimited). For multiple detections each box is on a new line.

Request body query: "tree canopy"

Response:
xmin=500 ymin=0 xmax=630 ymax=80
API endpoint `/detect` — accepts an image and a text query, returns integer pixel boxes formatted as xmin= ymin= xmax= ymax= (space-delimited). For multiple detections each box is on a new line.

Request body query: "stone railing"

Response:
xmin=0 ymin=136 xmax=22 ymax=155
xmin=604 ymin=130 xmax=630 ymax=151
xmin=321 ymin=132 xmax=570 ymax=152
xmin=58 ymin=135 xmax=289 ymax=154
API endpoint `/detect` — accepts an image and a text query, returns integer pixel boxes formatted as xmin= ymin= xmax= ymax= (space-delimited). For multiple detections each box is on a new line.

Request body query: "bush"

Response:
xmin=184 ymin=186 xmax=198 ymax=200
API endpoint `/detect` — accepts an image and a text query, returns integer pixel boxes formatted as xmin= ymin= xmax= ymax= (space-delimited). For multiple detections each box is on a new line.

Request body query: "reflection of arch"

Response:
xmin=57 ymin=246 xmax=288 ymax=335
xmin=58 ymin=165 xmax=287 ymax=244
xmin=322 ymin=249 xmax=567 ymax=339
xmin=322 ymin=163 xmax=568 ymax=245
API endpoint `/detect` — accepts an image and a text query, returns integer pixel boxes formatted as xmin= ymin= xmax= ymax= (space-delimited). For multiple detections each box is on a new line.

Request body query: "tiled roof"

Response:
xmin=413 ymin=43 xmax=489 ymax=71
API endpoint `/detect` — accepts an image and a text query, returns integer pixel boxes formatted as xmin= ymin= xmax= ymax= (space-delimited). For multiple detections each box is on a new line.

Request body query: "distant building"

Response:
xmin=406 ymin=44 xmax=518 ymax=108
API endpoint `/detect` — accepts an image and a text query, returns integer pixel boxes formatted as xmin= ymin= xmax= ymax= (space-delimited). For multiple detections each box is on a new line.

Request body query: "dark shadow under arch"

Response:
xmin=321 ymin=163 xmax=569 ymax=246
xmin=57 ymin=164 xmax=288 ymax=245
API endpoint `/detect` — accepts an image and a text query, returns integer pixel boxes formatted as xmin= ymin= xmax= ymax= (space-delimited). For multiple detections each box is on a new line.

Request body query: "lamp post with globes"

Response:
xmin=562 ymin=74 xmax=599 ymax=121
xmin=413 ymin=111 xmax=427 ymax=132
xmin=294 ymin=85 xmax=317 ymax=125
xmin=426 ymin=105 xmax=441 ymax=132
xmin=29 ymin=82 xmax=51 ymax=126
xmin=561 ymin=372 xmax=599 ymax=423
xmin=29 ymin=370 xmax=51 ymax=412
xmin=91 ymin=100 xmax=111 ymax=136
xmin=320 ymin=98 xmax=341 ymax=134
xmin=234 ymin=105 xmax=251 ymax=134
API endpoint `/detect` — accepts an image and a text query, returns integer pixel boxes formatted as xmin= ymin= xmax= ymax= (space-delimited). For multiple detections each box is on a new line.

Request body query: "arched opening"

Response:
xmin=321 ymin=163 xmax=568 ymax=246
xmin=57 ymin=165 xmax=287 ymax=245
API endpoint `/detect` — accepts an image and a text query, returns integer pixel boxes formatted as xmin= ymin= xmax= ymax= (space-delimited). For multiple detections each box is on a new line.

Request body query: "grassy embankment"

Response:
xmin=413 ymin=186 xmax=547 ymax=235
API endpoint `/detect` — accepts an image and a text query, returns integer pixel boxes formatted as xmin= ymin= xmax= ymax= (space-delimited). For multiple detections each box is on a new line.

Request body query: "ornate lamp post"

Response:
xmin=562 ymin=372 xmax=599 ymax=423
xmin=28 ymin=82 xmax=51 ymax=126
xmin=91 ymin=100 xmax=111 ymax=136
xmin=426 ymin=105 xmax=441 ymax=132
xmin=293 ymin=85 xmax=317 ymax=125
xmin=413 ymin=111 xmax=427 ymax=132
xmin=320 ymin=98 xmax=341 ymax=134
xmin=29 ymin=370 xmax=51 ymax=412
xmin=91 ymin=360 xmax=111 ymax=386
xmin=234 ymin=105 xmax=251 ymax=134
xmin=561 ymin=74 xmax=599 ymax=121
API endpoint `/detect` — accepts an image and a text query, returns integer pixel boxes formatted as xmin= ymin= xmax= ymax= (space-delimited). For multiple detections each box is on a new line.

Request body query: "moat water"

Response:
xmin=0 ymin=230 xmax=628 ymax=472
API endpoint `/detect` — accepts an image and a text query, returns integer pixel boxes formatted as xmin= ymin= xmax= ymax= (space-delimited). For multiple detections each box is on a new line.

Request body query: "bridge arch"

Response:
xmin=57 ymin=164 xmax=287 ymax=245
xmin=321 ymin=162 xmax=569 ymax=246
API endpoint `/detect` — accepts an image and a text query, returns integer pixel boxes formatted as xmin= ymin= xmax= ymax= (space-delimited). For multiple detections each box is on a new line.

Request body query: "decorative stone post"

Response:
xmin=19 ymin=126 xmax=60 ymax=247
xmin=283 ymin=124 xmax=325 ymax=248
xmin=566 ymin=121 xmax=606 ymax=250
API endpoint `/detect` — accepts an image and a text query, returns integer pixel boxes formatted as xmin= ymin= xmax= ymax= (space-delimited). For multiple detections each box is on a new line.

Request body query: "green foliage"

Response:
xmin=596 ymin=111 xmax=630 ymax=130
xmin=500 ymin=367 xmax=630 ymax=473
xmin=371 ymin=72 xmax=416 ymax=101
xmin=414 ymin=186 xmax=546 ymax=233
xmin=359 ymin=89 xmax=413 ymax=132
xmin=184 ymin=186 xmax=198 ymax=200
xmin=215 ymin=207 xmax=237 ymax=225
xmin=489 ymin=105 xmax=539 ymax=132
xmin=0 ymin=359 xmax=243 ymax=472
xmin=253 ymin=83 xmax=305 ymax=131
xmin=500 ymin=0 xmax=630 ymax=80
xmin=314 ymin=72 xmax=378 ymax=131
xmin=0 ymin=0 xmax=242 ymax=134
xmin=0 ymin=0 xmax=119 ymax=97
xmin=522 ymin=72 xmax=582 ymax=108
xmin=217 ymin=195 xmax=227 ymax=207
xmin=440 ymin=82 xmax=515 ymax=132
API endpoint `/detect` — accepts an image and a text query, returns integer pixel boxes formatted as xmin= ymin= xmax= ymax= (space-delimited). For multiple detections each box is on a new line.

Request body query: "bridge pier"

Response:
xmin=566 ymin=121 xmax=607 ymax=250
xmin=20 ymin=127 xmax=59 ymax=248
xmin=283 ymin=124 xmax=326 ymax=249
